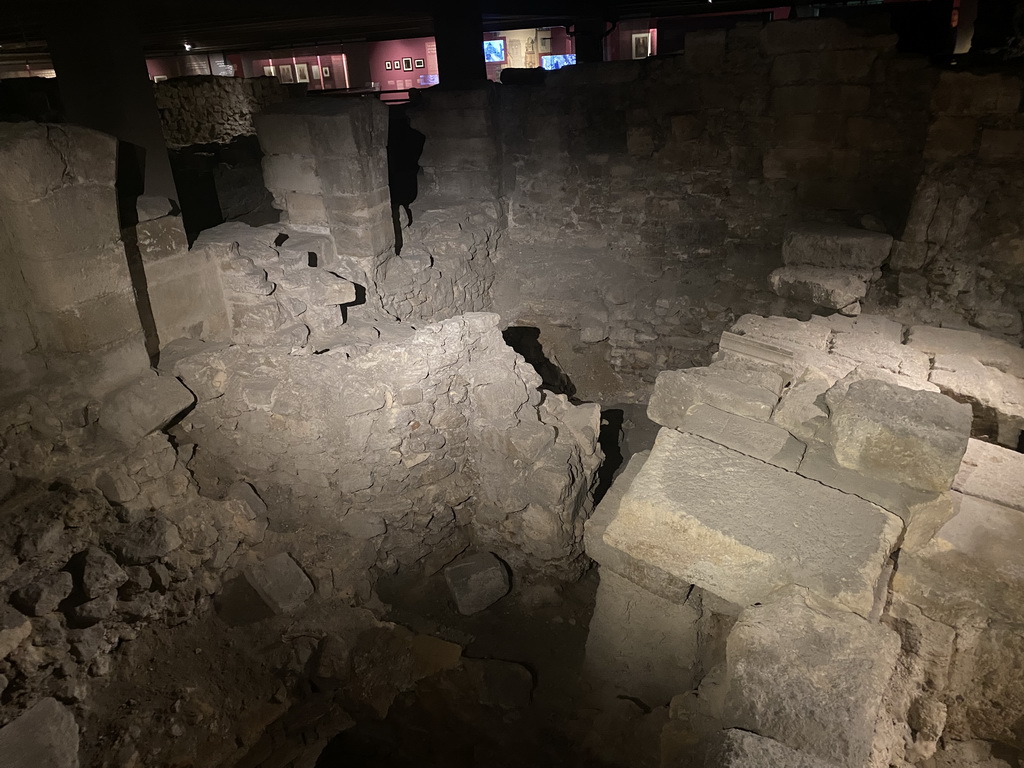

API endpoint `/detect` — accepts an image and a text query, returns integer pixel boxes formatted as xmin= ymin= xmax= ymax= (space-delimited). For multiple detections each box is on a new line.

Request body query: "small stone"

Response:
xmin=242 ymin=553 xmax=314 ymax=615
xmin=111 ymin=517 xmax=182 ymax=565
xmin=95 ymin=470 xmax=140 ymax=505
xmin=75 ymin=547 xmax=128 ymax=600
xmin=11 ymin=572 xmax=74 ymax=617
xmin=98 ymin=374 xmax=196 ymax=445
xmin=66 ymin=591 xmax=116 ymax=628
xmin=0 ymin=605 xmax=31 ymax=659
xmin=443 ymin=552 xmax=511 ymax=615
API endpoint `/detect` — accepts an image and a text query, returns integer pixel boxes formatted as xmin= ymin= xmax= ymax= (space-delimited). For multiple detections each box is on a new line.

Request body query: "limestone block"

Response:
xmin=586 ymin=452 xmax=696 ymax=605
xmin=724 ymin=588 xmax=900 ymax=768
xmin=583 ymin=569 xmax=702 ymax=706
xmin=925 ymin=116 xmax=979 ymax=160
xmin=770 ymin=49 xmax=877 ymax=85
xmin=32 ymin=289 xmax=144 ymax=353
xmin=0 ymin=697 xmax=80 ymax=768
xmin=255 ymin=110 xmax=313 ymax=157
xmin=782 ymin=223 xmax=893 ymax=270
xmin=677 ymin=403 xmax=805 ymax=470
xmin=945 ymin=625 xmax=1024 ymax=750
xmin=771 ymin=367 xmax=831 ymax=442
xmin=931 ymin=740 xmax=1016 ymax=768
xmin=829 ymin=379 xmax=972 ymax=492
xmin=769 ymin=266 xmax=871 ymax=310
xmin=262 ymin=154 xmax=321 ymax=195
xmin=829 ymin=334 xmax=930 ymax=380
xmin=705 ymin=359 xmax=788 ymax=395
xmin=243 ymin=553 xmax=315 ymax=615
xmin=135 ymin=215 xmax=188 ymax=262
xmin=979 ymin=128 xmax=1024 ymax=162
xmin=823 ymin=366 xmax=940 ymax=406
xmin=894 ymin=493 xmax=1024 ymax=626
xmin=443 ymin=552 xmax=511 ymax=615
xmin=907 ymin=324 xmax=1024 ymax=378
xmin=807 ymin=312 xmax=903 ymax=343
xmin=953 ymin=438 xmax=1024 ymax=512
xmin=706 ymin=729 xmax=841 ymax=768
xmin=602 ymin=430 xmax=901 ymax=616
xmin=796 ymin=442 xmax=937 ymax=522
xmin=17 ymin=244 xmax=134 ymax=309
xmin=648 ymin=368 xmax=780 ymax=426
xmin=1 ymin=184 xmax=120 ymax=259
xmin=731 ymin=314 xmax=831 ymax=351
xmin=99 ymin=374 xmax=196 ymax=444
xmin=928 ymin=354 xmax=1024 ymax=448
xmin=50 ymin=125 xmax=117 ymax=188
xmin=0 ymin=123 xmax=66 ymax=203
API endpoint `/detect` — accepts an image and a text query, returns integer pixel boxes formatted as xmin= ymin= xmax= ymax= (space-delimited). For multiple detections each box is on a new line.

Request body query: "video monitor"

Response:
xmin=541 ymin=54 xmax=576 ymax=70
xmin=483 ymin=39 xmax=506 ymax=63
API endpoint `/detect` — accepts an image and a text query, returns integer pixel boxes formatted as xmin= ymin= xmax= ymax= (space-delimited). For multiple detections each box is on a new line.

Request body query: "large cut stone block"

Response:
xmin=724 ymin=588 xmax=900 ymax=768
xmin=0 ymin=697 xmax=80 ymax=768
xmin=585 ymin=452 xmax=694 ymax=605
xmin=768 ymin=265 xmax=871 ymax=310
xmin=1 ymin=185 xmax=121 ymax=259
xmin=953 ymin=438 xmax=1024 ymax=513
xmin=676 ymin=403 xmax=805 ymax=470
xmin=444 ymin=552 xmax=511 ymax=615
xmin=0 ymin=123 xmax=67 ymax=203
xmin=945 ymin=625 xmax=1024 ymax=750
xmin=907 ymin=325 xmax=1024 ymax=378
xmin=584 ymin=569 xmax=702 ymax=706
xmin=782 ymin=223 xmax=893 ymax=270
xmin=648 ymin=368 xmax=780 ymax=426
xmin=829 ymin=379 xmax=972 ymax=492
xmin=894 ymin=492 xmax=1024 ymax=626
xmin=731 ymin=314 xmax=831 ymax=351
xmin=134 ymin=215 xmax=188 ymax=263
xmin=602 ymin=429 xmax=901 ymax=616
xmin=928 ymin=353 xmax=1024 ymax=448
xmin=707 ymin=729 xmax=841 ymax=768
xmin=99 ymin=374 xmax=196 ymax=444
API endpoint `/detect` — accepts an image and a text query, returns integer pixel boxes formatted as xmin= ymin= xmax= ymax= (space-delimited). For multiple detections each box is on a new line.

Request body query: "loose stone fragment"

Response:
xmin=11 ymin=572 xmax=74 ymax=617
xmin=99 ymin=374 xmax=196 ymax=444
xmin=782 ymin=223 xmax=893 ymax=270
xmin=242 ymin=553 xmax=315 ymax=615
xmin=0 ymin=697 xmax=80 ymax=768
xmin=444 ymin=552 xmax=511 ymax=615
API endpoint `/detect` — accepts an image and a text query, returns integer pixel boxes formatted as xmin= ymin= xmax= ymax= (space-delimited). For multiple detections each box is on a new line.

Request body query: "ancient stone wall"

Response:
xmin=154 ymin=76 xmax=291 ymax=149
xmin=889 ymin=71 xmax=1024 ymax=339
xmin=0 ymin=122 xmax=150 ymax=394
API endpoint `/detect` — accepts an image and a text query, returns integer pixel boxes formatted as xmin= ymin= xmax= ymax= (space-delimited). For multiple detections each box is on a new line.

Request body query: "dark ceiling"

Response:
xmin=0 ymin=1 xmax=866 ymax=59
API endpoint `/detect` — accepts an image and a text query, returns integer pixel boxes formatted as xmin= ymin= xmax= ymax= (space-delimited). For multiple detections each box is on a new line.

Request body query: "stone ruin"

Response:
xmin=0 ymin=14 xmax=1022 ymax=768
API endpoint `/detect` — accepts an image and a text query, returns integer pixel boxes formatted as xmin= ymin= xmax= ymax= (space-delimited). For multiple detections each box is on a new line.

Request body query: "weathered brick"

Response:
xmin=775 ymin=114 xmax=847 ymax=145
xmin=978 ymin=129 xmax=1024 ymax=162
xmin=763 ymin=146 xmax=860 ymax=180
xmin=924 ymin=116 xmax=979 ymax=160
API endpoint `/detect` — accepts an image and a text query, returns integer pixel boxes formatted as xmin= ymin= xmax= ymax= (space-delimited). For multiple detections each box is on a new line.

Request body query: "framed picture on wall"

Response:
xmin=322 ymin=66 xmax=330 ymax=77
xmin=295 ymin=63 xmax=309 ymax=82
xmin=262 ymin=65 xmax=276 ymax=76
xmin=414 ymin=59 xmax=424 ymax=69
xmin=632 ymin=32 xmax=651 ymax=59
xmin=539 ymin=36 xmax=551 ymax=53
xmin=402 ymin=57 xmax=413 ymax=71
xmin=385 ymin=60 xmax=392 ymax=70
xmin=311 ymin=65 xmax=320 ymax=79
xmin=483 ymin=38 xmax=506 ymax=62
xmin=278 ymin=64 xmax=294 ymax=83
xmin=393 ymin=60 xmax=400 ymax=69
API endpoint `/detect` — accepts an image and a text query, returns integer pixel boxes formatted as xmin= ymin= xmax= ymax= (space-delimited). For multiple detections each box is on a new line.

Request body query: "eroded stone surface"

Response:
xmin=443 ymin=552 xmax=511 ymax=615
xmin=725 ymin=588 xmax=900 ymax=768
xmin=602 ymin=429 xmax=901 ymax=616
xmin=953 ymin=438 xmax=1024 ymax=512
xmin=782 ymin=223 xmax=894 ymax=270
xmin=0 ymin=697 xmax=79 ymax=768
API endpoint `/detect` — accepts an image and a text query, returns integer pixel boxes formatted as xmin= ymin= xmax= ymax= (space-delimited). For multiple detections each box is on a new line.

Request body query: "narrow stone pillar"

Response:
xmin=572 ymin=17 xmax=608 ymax=63
xmin=0 ymin=123 xmax=151 ymax=391
xmin=433 ymin=2 xmax=487 ymax=87
xmin=45 ymin=3 xmax=177 ymax=202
